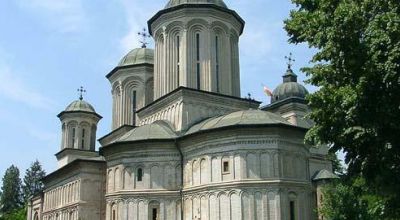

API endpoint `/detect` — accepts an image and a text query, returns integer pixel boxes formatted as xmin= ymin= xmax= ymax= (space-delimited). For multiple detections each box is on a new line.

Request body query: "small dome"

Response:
xmin=165 ymin=0 xmax=228 ymax=9
xmin=65 ymin=99 xmax=96 ymax=113
xmin=118 ymin=48 xmax=154 ymax=67
xmin=115 ymin=120 xmax=177 ymax=142
xmin=186 ymin=109 xmax=291 ymax=135
xmin=272 ymin=69 xmax=309 ymax=103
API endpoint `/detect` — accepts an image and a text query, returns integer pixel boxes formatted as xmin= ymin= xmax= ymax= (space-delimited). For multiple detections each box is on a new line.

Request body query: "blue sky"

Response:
xmin=0 ymin=0 xmax=317 ymax=182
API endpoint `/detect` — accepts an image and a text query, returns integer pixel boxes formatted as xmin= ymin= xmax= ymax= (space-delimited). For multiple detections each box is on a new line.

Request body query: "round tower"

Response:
xmin=58 ymin=94 xmax=102 ymax=152
xmin=107 ymin=47 xmax=154 ymax=130
xmin=148 ymin=0 xmax=244 ymax=99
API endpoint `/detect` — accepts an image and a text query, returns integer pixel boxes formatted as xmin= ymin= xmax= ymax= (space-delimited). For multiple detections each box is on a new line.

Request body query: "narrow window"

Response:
xmin=215 ymin=36 xmax=220 ymax=92
xmin=290 ymin=201 xmax=296 ymax=220
xmin=152 ymin=208 xmax=158 ymax=220
xmin=72 ymin=128 xmax=76 ymax=148
xmin=137 ymin=168 xmax=143 ymax=182
xmin=176 ymin=36 xmax=180 ymax=86
xmin=223 ymin=161 xmax=229 ymax=173
xmin=81 ymin=128 xmax=85 ymax=149
xmin=196 ymin=33 xmax=201 ymax=90
xmin=132 ymin=90 xmax=137 ymax=124
xmin=112 ymin=210 xmax=116 ymax=220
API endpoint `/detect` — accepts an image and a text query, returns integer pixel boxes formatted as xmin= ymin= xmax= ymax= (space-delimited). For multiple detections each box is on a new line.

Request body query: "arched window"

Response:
xmin=196 ymin=33 xmax=201 ymax=90
xmin=148 ymin=201 xmax=160 ymax=220
xmin=289 ymin=192 xmax=298 ymax=220
xmin=132 ymin=90 xmax=137 ymax=124
xmin=290 ymin=201 xmax=295 ymax=220
xmin=137 ymin=168 xmax=143 ymax=182
xmin=81 ymin=128 xmax=85 ymax=149
xmin=176 ymin=35 xmax=180 ymax=86
xmin=71 ymin=127 xmax=76 ymax=148
xmin=215 ymin=35 xmax=220 ymax=92
xmin=34 ymin=212 xmax=39 ymax=220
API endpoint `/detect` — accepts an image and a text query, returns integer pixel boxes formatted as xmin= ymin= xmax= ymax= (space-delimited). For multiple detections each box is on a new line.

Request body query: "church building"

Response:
xmin=27 ymin=0 xmax=336 ymax=219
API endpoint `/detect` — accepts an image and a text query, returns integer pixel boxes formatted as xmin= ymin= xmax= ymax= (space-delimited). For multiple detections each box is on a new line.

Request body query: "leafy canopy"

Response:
xmin=285 ymin=0 xmax=400 ymax=215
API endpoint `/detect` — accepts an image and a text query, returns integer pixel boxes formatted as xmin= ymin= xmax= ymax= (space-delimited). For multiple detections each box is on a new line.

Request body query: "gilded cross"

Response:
xmin=138 ymin=28 xmax=151 ymax=48
xmin=77 ymin=86 xmax=86 ymax=100
xmin=285 ymin=53 xmax=295 ymax=70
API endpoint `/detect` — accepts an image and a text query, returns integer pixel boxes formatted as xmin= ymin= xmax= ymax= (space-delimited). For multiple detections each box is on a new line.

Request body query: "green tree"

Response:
xmin=285 ymin=0 xmax=400 ymax=216
xmin=0 ymin=207 xmax=26 ymax=220
xmin=22 ymin=160 xmax=46 ymax=203
xmin=0 ymin=165 xmax=23 ymax=214
xmin=320 ymin=177 xmax=387 ymax=220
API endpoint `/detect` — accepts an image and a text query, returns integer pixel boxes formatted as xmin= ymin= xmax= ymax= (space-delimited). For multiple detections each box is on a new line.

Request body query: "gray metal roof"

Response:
xmin=65 ymin=100 xmax=96 ymax=113
xmin=118 ymin=48 xmax=154 ymax=67
xmin=312 ymin=169 xmax=339 ymax=181
xmin=115 ymin=120 xmax=177 ymax=142
xmin=164 ymin=0 xmax=228 ymax=9
xmin=186 ymin=109 xmax=292 ymax=135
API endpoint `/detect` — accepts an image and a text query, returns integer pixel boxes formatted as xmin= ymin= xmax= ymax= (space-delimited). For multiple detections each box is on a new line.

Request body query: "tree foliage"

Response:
xmin=0 ymin=207 xmax=26 ymax=220
xmin=285 ymin=0 xmax=400 ymax=215
xmin=0 ymin=165 xmax=23 ymax=214
xmin=320 ymin=177 xmax=389 ymax=220
xmin=22 ymin=160 xmax=45 ymax=203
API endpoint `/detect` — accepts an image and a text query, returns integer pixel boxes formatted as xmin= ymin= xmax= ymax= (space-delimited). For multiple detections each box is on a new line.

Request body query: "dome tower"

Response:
xmin=107 ymin=44 xmax=154 ymax=130
xmin=56 ymin=88 xmax=102 ymax=167
xmin=262 ymin=56 xmax=312 ymax=128
xmin=148 ymin=0 xmax=244 ymax=99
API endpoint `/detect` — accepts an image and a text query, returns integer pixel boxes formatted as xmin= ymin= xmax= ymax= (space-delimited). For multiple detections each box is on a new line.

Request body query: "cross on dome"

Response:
xmin=285 ymin=52 xmax=295 ymax=70
xmin=138 ymin=28 xmax=151 ymax=48
xmin=77 ymin=86 xmax=86 ymax=100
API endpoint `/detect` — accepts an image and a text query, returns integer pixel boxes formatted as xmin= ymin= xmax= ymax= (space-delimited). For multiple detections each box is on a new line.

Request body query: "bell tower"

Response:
xmin=56 ymin=87 xmax=102 ymax=167
xmin=148 ymin=0 xmax=244 ymax=100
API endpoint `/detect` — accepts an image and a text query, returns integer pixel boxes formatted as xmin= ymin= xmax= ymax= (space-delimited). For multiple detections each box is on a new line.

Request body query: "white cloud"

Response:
xmin=119 ymin=0 xmax=161 ymax=52
xmin=0 ymin=63 xmax=55 ymax=111
xmin=15 ymin=0 xmax=86 ymax=33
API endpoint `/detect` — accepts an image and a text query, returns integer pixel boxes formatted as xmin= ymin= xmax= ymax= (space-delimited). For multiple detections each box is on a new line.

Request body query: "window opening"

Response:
xmin=137 ymin=168 xmax=143 ymax=182
xmin=177 ymin=36 xmax=180 ymax=86
xmin=215 ymin=36 xmax=220 ymax=92
xmin=223 ymin=161 xmax=229 ymax=173
xmin=81 ymin=128 xmax=85 ymax=149
xmin=152 ymin=208 xmax=158 ymax=220
xmin=290 ymin=201 xmax=296 ymax=220
xmin=72 ymin=128 xmax=76 ymax=148
xmin=196 ymin=33 xmax=201 ymax=90
xmin=132 ymin=90 xmax=137 ymax=124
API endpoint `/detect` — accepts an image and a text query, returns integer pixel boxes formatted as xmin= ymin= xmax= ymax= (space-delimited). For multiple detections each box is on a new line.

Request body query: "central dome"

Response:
xmin=165 ymin=0 xmax=228 ymax=9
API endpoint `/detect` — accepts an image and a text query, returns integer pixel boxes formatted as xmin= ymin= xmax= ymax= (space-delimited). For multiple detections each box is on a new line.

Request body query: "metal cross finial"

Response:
xmin=138 ymin=28 xmax=151 ymax=48
xmin=285 ymin=52 xmax=295 ymax=70
xmin=77 ymin=86 xmax=86 ymax=100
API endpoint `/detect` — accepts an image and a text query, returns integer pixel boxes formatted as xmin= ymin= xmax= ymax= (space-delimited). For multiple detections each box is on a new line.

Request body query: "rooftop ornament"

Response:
xmin=77 ymin=86 xmax=86 ymax=100
xmin=138 ymin=28 xmax=151 ymax=48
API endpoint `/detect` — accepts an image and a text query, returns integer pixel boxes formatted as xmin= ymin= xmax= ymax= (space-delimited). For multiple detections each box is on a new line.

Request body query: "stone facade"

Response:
xmin=27 ymin=1 xmax=335 ymax=220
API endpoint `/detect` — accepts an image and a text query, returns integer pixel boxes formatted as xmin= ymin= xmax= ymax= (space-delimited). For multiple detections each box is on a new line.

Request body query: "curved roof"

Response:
xmin=65 ymin=99 xmax=96 ymax=113
xmin=186 ymin=109 xmax=292 ymax=135
xmin=118 ymin=47 xmax=154 ymax=67
xmin=312 ymin=169 xmax=339 ymax=181
xmin=165 ymin=0 xmax=228 ymax=9
xmin=115 ymin=120 xmax=177 ymax=143
xmin=272 ymin=69 xmax=309 ymax=103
